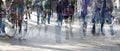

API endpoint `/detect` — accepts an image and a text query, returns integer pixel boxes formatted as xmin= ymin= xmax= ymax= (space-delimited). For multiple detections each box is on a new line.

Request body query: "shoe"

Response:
xmin=24 ymin=29 xmax=27 ymax=32
xmin=12 ymin=26 xmax=14 ymax=29
xmin=91 ymin=29 xmax=96 ymax=36
xmin=48 ymin=22 xmax=50 ymax=24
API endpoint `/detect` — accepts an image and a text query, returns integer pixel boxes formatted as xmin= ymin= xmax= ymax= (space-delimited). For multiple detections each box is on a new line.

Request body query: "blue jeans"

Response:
xmin=57 ymin=13 xmax=63 ymax=25
xmin=37 ymin=8 xmax=40 ymax=24
xmin=82 ymin=16 xmax=87 ymax=28
xmin=100 ymin=18 xmax=105 ymax=33
xmin=18 ymin=8 xmax=24 ymax=16
xmin=0 ymin=19 xmax=5 ymax=33
xmin=100 ymin=0 xmax=106 ymax=34
xmin=48 ymin=12 xmax=51 ymax=24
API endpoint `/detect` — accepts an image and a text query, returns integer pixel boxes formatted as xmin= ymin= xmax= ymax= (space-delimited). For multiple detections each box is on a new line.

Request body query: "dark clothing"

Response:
xmin=62 ymin=1 xmax=69 ymax=17
xmin=56 ymin=2 xmax=63 ymax=13
xmin=69 ymin=4 xmax=74 ymax=15
xmin=63 ymin=0 xmax=69 ymax=8
xmin=100 ymin=0 xmax=106 ymax=33
xmin=101 ymin=0 xmax=106 ymax=18
xmin=11 ymin=3 xmax=17 ymax=13
xmin=0 ymin=4 xmax=6 ymax=33
xmin=18 ymin=2 xmax=24 ymax=9
xmin=81 ymin=0 xmax=88 ymax=17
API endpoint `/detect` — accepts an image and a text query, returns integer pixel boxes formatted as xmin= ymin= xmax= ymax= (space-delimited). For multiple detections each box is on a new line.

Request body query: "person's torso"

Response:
xmin=11 ymin=3 xmax=17 ymax=12
xmin=18 ymin=2 xmax=24 ymax=9
xmin=56 ymin=2 xmax=63 ymax=13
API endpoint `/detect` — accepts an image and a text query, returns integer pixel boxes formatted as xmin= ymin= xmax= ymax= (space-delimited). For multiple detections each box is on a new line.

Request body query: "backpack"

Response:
xmin=44 ymin=0 xmax=51 ymax=10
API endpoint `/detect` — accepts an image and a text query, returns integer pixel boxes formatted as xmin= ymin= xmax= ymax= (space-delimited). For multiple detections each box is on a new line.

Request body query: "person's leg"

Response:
xmin=56 ymin=13 xmax=59 ymax=22
xmin=82 ymin=16 xmax=86 ymax=28
xmin=92 ymin=13 xmax=96 ymax=34
xmin=28 ymin=9 xmax=31 ymax=19
xmin=12 ymin=15 xmax=16 ymax=29
xmin=1 ymin=23 xmax=6 ymax=33
xmin=57 ymin=13 xmax=60 ymax=25
xmin=48 ymin=12 xmax=51 ymax=24
xmin=58 ymin=13 xmax=60 ymax=22
xmin=18 ymin=20 xmax=22 ymax=33
xmin=37 ymin=8 xmax=40 ymax=25
xmin=70 ymin=15 xmax=72 ymax=22
xmin=100 ymin=0 xmax=106 ymax=35
xmin=92 ymin=23 xmax=96 ymax=34
xmin=26 ymin=11 xmax=28 ymax=19
xmin=100 ymin=18 xmax=105 ymax=35
xmin=44 ymin=12 xmax=47 ymax=24
xmin=60 ymin=13 xmax=63 ymax=25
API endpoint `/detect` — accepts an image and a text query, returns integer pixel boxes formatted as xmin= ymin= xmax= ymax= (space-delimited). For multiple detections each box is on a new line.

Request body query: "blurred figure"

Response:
xmin=68 ymin=1 xmax=75 ymax=24
xmin=91 ymin=0 xmax=101 ymax=35
xmin=62 ymin=0 xmax=70 ymax=26
xmin=17 ymin=0 xmax=24 ymax=33
xmin=25 ymin=0 xmax=32 ymax=19
xmin=0 ymin=0 xmax=7 ymax=36
xmin=56 ymin=0 xmax=63 ymax=26
xmin=99 ymin=0 xmax=109 ymax=35
xmin=5 ymin=0 xmax=12 ymax=19
xmin=10 ymin=0 xmax=18 ymax=29
xmin=91 ymin=0 xmax=114 ymax=35
xmin=41 ymin=8 xmax=47 ymax=24
xmin=34 ymin=0 xmax=41 ymax=25
xmin=81 ymin=0 xmax=89 ymax=28
xmin=44 ymin=0 xmax=52 ymax=24
xmin=101 ymin=0 xmax=113 ymax=35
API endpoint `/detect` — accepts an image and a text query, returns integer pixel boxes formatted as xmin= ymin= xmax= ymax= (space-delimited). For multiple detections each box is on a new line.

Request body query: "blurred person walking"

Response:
xmin=17 ymin=0 xmax=24 ymax=33
xmin=44 ymin=0 xmax=52 ymax=24
xmin=56 ymin=0 xmax=63 ymax=26
xmin=34 ymin=0 xmax=42 ymax=25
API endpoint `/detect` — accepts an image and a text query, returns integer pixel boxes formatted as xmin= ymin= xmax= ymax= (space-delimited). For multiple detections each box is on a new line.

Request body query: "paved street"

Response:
xmin=0 ymin=12 xmax=120 ymax=51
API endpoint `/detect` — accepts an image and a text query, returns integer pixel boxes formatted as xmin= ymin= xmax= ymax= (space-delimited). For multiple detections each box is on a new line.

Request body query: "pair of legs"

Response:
xmin=57 ymin=13 xmax=63 ymax=26
xmin=37 ymin=8 xmax=41 ymax=25
xmin=0 ymin=21 xmax=6 ymax=33
xmin=82 ymin=16 xmax=87 ymax=28
xmin=47 ymin=11 xmax=51 ymax=24
xmin=18 ymin=8 xmax=24 ymax=33
xmin=26 ymin=9 xmax=31 ymax=19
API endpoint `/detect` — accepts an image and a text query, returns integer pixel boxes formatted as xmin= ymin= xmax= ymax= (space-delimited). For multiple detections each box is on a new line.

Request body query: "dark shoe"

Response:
xmin=92 ymin=29 xmax=96 ymax=36
xmin=12 ymin=26 xmax=14 ymax=29
xmin=19 ymin=29 xmax=21 ymax=33
xmin=48 ymin=22 xmax=50 ymax=24
xmin=24 ymin=29 xmax=27 ymax=32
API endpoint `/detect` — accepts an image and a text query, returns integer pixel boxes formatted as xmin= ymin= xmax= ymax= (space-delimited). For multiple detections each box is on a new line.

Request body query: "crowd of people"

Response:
xmin=0 ymin=0 xmax=116 ymax=37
